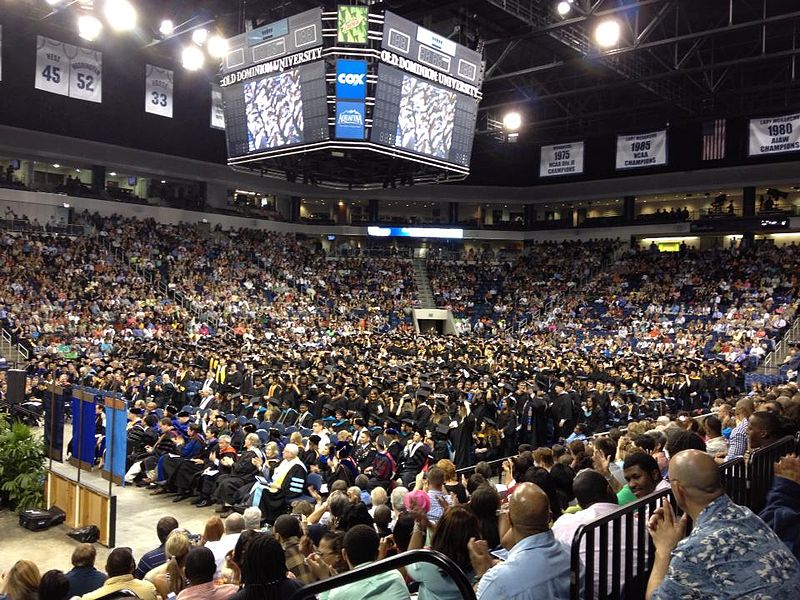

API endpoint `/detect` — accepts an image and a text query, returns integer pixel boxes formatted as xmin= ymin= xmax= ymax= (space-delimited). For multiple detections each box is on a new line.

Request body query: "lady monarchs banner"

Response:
xmin=748 ymin=113 xmax=800 ymax=156
xmin=145 ymin=64 xmax=174 ymax=118
xmin=35 ymin=36 xmax=102 ymax=103
xmin=615 ymin=130 xmax=667 ymax=170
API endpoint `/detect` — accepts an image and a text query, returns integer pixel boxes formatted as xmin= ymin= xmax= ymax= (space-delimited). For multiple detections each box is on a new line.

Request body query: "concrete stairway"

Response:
xmin=412 ymin=258 xmax=436 ymax=309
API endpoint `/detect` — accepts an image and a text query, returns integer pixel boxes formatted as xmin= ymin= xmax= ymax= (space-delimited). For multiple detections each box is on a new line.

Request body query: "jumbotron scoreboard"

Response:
xmin=218 ymin=6 xmax=485 ymax=189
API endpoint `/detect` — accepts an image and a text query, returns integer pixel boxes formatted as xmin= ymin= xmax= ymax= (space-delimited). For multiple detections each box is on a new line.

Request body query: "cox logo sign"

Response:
xmin=337 ymin=72 xmax=365 ymax=85
xmin=335 ymin=59 xmax=367 ymax=100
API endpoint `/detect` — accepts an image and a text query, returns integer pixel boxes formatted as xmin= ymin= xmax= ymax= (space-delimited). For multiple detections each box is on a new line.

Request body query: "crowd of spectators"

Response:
xmin=1 ymin=213 xmax=800 ymax=599
xmin=2 ymin=393 xmax=800 ymax=600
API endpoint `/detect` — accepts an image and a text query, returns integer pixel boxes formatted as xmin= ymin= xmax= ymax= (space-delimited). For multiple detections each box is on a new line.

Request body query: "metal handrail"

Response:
xmin=287 ymin=549 xmax=476 ymax=600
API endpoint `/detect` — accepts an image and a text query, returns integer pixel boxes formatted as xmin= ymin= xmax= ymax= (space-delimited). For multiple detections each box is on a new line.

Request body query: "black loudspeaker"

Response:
xmin=6 ymin=369 xmax=26 ymax=405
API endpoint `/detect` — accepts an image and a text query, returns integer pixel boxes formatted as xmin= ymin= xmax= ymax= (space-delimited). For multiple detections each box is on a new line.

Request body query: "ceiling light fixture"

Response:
xmin=104 ymin=0 xmax=137 ymax=32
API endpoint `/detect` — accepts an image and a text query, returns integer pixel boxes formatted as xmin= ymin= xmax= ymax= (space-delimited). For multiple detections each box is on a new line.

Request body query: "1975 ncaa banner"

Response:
xmin=749 ymin=113 xmax=800 ymax=156
xmin=539 ymin=141 xmax=584 ymax=178
xmin=615 ymin=130 xmax=667 ymax=170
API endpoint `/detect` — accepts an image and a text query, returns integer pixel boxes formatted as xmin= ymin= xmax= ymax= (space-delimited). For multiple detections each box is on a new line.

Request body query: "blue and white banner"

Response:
xmin=145 ymin=64 xmax=173 ymax=118
xmin=539 ymin=141 xmax=584 ymax=177
xmin=615 ymin=130 xmax=667 ymax=170
xmin=210 ymin=85 xmax=225 ymax=130
xmin=336 ymin=100 xmax=365 ymax=139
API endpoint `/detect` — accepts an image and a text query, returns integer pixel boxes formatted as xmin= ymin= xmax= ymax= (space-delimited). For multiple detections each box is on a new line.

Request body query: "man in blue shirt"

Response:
xmin=646 ymin=449 xmax=800 ymax=599
xmin=65 ymin=543 xmax=106 ymax=597
xmin=467 ymin=482 xmax=573 ymax=600
xmin=134 ymin=516 xmax=179 ymax=579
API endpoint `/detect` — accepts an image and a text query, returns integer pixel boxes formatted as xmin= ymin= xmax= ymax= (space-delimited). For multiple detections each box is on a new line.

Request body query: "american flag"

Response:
xmin=702 ymin=118 xmax=726 ymax=160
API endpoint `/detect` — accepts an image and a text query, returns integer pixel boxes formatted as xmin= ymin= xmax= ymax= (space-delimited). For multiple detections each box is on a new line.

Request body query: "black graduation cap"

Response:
xmin=435 ymin=422 xmax=450 ymax=435
xmin=216 ymin=414 xmax=229 ymax=422
xmin=129 ymin=407 xmax=143 ymax=416
xmin=165 ymin=405 xmax=178 ymax=414
xmin=482 ymin=417 xmax=496 ymax=428
xmin=416 ymin=389 xmax=431 ymax=398
xmin=401 ymin=418 xmax=415 ymax=427
xmin=177 ymin=410 xmax=191 ymax=418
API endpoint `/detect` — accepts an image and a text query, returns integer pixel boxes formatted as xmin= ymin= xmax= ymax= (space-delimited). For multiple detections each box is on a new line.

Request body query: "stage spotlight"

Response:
xmin=503 ymin=111 xmax=522 ymax=132
xmin=46 ymin=0 xmax=65 ymax=5
xmin=78 ymin=14 xmax=103 ymax=41
xmin=159 ymin=19 xmax=174 ymax=36
xmin=557 ymin=1 xmax=572 ymax=17
xmin=595 ymin=19 xmax=620 ymax=48
xmin=182 ymin=45 xmax=205 ymax=70
xmin=52 ymin=164 xmax=60 ymax=168
xmin=192 ymin=28 xmax=209 ymax=45
xmin=109 ymin=171 xmax=117 ymax=176
xmin=104 ymin=0 xmax=137 ymax=32
xmin=208 ymin=35 xmax=228 ymax=58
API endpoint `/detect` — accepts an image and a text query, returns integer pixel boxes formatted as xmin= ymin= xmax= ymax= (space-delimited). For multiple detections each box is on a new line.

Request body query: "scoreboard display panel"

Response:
xmin=371 ymin=12 xmax=482 ymax=168
xmin=220 ymin=8 xmax=328 ymax=159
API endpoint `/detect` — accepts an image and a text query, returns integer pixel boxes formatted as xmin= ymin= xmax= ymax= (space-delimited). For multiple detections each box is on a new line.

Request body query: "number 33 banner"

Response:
xmin=145 ymin=65 xmax=173 ymax=118
xmin=35 ymin=36 xmax=102 ymax=103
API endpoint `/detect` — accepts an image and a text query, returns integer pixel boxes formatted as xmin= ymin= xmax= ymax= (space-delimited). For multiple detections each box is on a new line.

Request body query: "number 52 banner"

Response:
xmin=615 ymin=130 xmax=667 ymax=170
xmin=35 ymin=36 xmax=102 ymax=103
xmin=748 ymin=113 xmax=800 ymax=156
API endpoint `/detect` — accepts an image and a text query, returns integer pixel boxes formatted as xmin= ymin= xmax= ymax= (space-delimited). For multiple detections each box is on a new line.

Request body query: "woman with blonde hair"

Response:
xmin=152 ymin=529 xmax=193 ymax=598
xmin=0 ymin=560 xmax=40 ymax=600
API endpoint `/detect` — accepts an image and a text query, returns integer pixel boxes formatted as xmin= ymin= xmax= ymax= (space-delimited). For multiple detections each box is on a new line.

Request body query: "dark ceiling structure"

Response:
xmin=15 ymin=0 xmax=800 ymax=186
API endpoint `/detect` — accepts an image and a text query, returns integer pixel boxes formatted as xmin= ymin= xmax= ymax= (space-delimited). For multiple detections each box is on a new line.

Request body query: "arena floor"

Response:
xmin=0 ymin=461 xmax=209 ymax=574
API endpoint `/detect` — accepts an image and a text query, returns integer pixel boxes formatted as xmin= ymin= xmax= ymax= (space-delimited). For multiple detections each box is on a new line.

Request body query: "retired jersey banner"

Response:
xmin=68 ymin=47 xmax=102 ymax=103
xmin=539 ymin=141 xmax=584 ymax=178
xmin=145 ymin=65 xmax=173 ymax=118
xmin=35 ymin=36 xmax=102 ymax=102
xmin=35 ymin=36 xmax=72 ymax=97
xmin=615 ymin=130 xmax=667 ymax=170
xmin=748 ymin=113 xmax=800 ymax=156
xmin=210 ymin=85 xmax=225 ymax=130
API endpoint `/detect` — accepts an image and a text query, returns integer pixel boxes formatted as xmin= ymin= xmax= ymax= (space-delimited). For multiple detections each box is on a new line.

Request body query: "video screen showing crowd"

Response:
xmin=244 ymin=70 xmax=304 ymax=152
xmin=395 ymin=75 xmax=457 ymax=160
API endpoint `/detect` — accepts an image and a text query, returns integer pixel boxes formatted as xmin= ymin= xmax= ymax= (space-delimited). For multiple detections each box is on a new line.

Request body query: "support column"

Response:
xmin=523 ymin=204 xmax=535 ymax=228
xmin=623 ymin=195 xmax=636 ymax=223
xmin=91 ymin=165 xmax=106 ymax=195
xmin=369 ymin=198 xmax=379 ymax=223
xmin=742 ymin=186 xmax=756 ymax=217
xmin=449 ymin=202 xmax=459 ymax=225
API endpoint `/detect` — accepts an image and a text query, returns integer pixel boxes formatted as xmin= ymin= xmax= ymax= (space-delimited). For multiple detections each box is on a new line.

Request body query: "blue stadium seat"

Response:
xmin=237 ymin=415 xmax=248 ymax=425
xmin=257 ymin=421 xmax=271 ymax=430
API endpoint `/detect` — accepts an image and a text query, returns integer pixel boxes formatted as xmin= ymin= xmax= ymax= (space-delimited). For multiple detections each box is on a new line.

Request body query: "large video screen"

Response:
xmin=244 ymin=70 xmax=304 ymax=151
xmin=371 ymin=64 xmax=478 ymax=167
xmin=395 ymin=74 xmax=457 ymax=159
xmin=222 ymin=61 xmax=328 ymax=158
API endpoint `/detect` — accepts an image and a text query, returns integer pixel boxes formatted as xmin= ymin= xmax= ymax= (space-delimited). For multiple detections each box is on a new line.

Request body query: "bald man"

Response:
xmin=646 ymin=450 xmax=800 ymax=599
xmin=468 ymin=482 xmax=572 ymax=600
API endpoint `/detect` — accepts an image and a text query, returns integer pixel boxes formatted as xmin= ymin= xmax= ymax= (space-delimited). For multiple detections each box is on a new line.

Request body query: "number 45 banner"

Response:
xmin=35 ymin=36 xmax=102 ymax=103
xmin=145 ymin=64 xmax=173 ymax=118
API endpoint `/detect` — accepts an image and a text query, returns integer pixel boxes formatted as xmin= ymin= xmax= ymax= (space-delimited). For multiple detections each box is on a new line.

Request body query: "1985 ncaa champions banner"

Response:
xmin=748 ymin=112 xmax=800 ymax=156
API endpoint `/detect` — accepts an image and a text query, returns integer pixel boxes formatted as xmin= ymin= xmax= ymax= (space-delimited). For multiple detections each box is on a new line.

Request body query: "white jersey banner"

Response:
xmin=35 ymin=36 xmax=102 ymax=102
xmin=69 ymin=47 xmax=103 ymax=103
xmin=615 ymin=130 xmax=667 ymax=170
xmin=748 ymin=113 xmax=800 ymax=156
xmin=210 ymin=86 xmax=225 ymax=130
xmin=145 ymin=65 xmax=173 ymax=118
xmin=35 ymin=36 xmax=72 ymax=96
xmin=539 ymin=141 xmax=584 ymax=178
